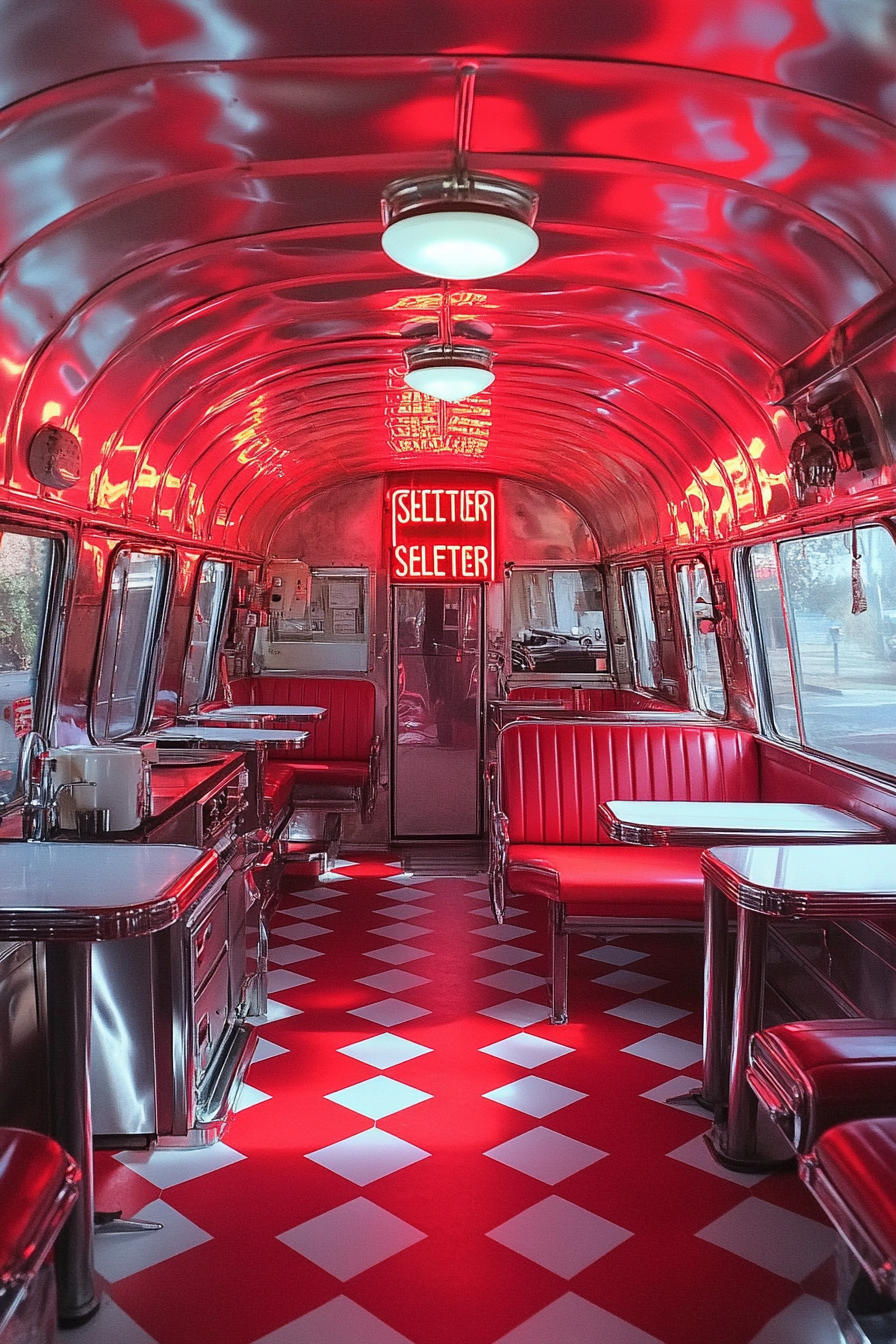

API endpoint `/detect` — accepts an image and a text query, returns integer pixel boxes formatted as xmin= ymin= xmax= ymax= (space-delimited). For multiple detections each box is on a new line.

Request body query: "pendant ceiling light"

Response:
xmin=381 ymin=66 xmax=539 ymax=280
xmin=403 ymin=342 xmax=495 ymax=402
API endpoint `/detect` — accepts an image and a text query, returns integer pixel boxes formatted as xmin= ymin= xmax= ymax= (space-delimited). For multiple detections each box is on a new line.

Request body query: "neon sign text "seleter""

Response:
xmin=390 ymin=485 xmax=496 ymax=582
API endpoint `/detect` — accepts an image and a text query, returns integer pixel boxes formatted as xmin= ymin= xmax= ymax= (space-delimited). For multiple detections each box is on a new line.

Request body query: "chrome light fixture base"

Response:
xmin=403 ymin=342 xmax=495 ymax=402
xmin=382 ymin=173 xmax=539 ymax=279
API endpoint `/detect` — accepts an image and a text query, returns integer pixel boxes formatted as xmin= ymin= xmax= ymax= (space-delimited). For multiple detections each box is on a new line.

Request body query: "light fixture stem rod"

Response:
xmin=439 ymin=281 xmax=452 ymax=350
xmin=454 ymin=64 xmax=478 ymax=184
xmin=438 ymin=397 xmax=448 ymax=441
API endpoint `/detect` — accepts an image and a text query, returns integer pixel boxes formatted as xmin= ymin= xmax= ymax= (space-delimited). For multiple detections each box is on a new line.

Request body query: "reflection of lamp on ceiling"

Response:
xmin=402 ymin=282 xmax=495 ymax=402
xmin=381 ymin=65 xmax=539 ymax=280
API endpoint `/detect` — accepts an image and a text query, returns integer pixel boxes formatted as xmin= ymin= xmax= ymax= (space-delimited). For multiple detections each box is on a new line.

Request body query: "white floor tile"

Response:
xmin=494 ymin=1292 xmax=663 ymax=1344
xmin=622 ymin=1033 xmax=703 ymax=1070
xmin=605 ymin=999 xmax=690 ymax=1027
xmin=747 ymin=1294 xmax=842 ymax=1344
xmin=94 ymin=1199 xmax=212 ymax=1282
xmin=639 ymin=1075 xmax=705 ymax=1111
xmin=479 ymin=999 xmax=551 ymax=1027
xmin=114 ymin=1142 xmax=246 ymax=1190
xmin=325 ymin=1076 xmax=433 ymax=1120
xmin=234 ymin=1082 xmax=272 ymax=1112
xmin=477 ymin=969 xmax=546 ymax=994
xmin=487 ymin=1195 xmax=632 ymax=1278
xmin=278 ymin=1198 xmax=426 ymax=1280
xmin=356 ymin=970 xmax=431 ymax=993
xmin=268 ymin=943 xmax=323 ymax=965
xmin=252 ymin=1295 xmax=415 ymax=1344
xmin=667 ymin=1134 xmax=768 ymax=1187
xmin=472 ymin=904 xmax=525 ymax=919
xmin=278 ymin=902 xmax=338 ymax=920
xmin=485 ymin=1126 xmax=607 ymax=1184
xmin=306 ymin=1127 xmax=431 ymax=1186
xmin=267 ymin=969 xmax=314 ymax=993
xmin=367 ymin=922 xmax=433 ymax=941
xmin=696 ymin=1196 xmax=836 ymax=1281
xmin=580 ymin=946 xmax=649 ymax=966
xmin=381 ymin=874 xmax=436 ymax=885
xmin=251 ymin=1037 xmax=289 ymax=1063
xmin=248 ymin=999 xmax=303 ymax=1024
xmin=276 ymin=921 xmax=334 ymax=941
xmin=339 ymin=1032 xmax=432 ymax=1069
xmin=593 ymin=969 xmax=669 ymax=992
xmin=55 ymin=1294 xmax=159 ymax=1344
xmin=363 ymin=945 xmax=433 ymax=965
xmin=484 ymin=1076 xmax=587 ymax=1118
xmin=473 ymin=945 xmax=541 ymax=966
xmin=330 ymin=859 xmax=358 ymax=868
xmin=471 ymin=924 xmax=536 ymax=942
xmin=480 ymin=1032 xmax=574 ymax=1069
xmin=349 ymin=998 xmax=431 ymax=1027
xmin=373 ymin=903 xmax=432 ymax=919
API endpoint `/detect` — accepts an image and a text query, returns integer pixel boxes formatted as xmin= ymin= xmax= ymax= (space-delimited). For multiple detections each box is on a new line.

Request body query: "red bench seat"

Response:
xmin=748 ymin=1019 xmax=896 ymax=1155
xmin=490 ymin=718 xmax=760 ymax=1022
xmin=222 ymin=675 xmax=380 ymax=822
xmin=264 ymin=761 xmax=301 ymax=817
xmin=506 ymin=686 xmax=675 ymax=712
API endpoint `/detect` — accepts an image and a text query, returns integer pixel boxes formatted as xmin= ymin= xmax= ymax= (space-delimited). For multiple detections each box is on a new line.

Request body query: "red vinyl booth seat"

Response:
xmin=490 ymin=718 xmax=760 ymax=1022
xmin=802 ymin=1117 xmax=896 ymax=1305
xmin=225 ymin=676 xmax=380 ymax=822
xmin=506 ymin=686 xmax=674 ymax=712
xmin=0 ymin=1128 xmax=79 ymax=1334
xmin=748 ymin=1019 xmax=896 ymax=1155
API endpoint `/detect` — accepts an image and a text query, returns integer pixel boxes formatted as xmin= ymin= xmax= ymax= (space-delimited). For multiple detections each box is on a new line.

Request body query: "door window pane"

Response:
xmin=93 ymin=551 xmax=168 ymax=740
xmin=748 ymin=543 xmax=799 ymax=741
xmin=777 ymin=526 xmax=896 ymax=776
xmin=0 ymin=531 xmax=57 ymax=805
xmin=508 ymin=567 xmax=607 ymax=674
xmin=675 ymin=560 xmax=727 ymax=715
xmin=182 ymin=559 xmax=230 ymax=709
xmin=624 ymin=567 xmax=660 ymax=690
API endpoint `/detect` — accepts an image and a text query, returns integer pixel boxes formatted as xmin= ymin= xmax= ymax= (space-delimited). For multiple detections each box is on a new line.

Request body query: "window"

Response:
xmin=623 ymin=567 xmax=660 ymax=690
xmin=509 ymin=567 xmax=607 ymax=674
xmin=92 ymin=550 xmax=168 ymax=740
xmin=0 ymin=529 xmax=59 ymax=806
xmin=747 ymin=525 xmax=896 ymax=777
xmin=675 ymin=559 xmax=726 ymax=715
xmin=181 ymin=559 xmax=231 ymax=709
xmin=257 ymin=566 xmax=370 ymax=673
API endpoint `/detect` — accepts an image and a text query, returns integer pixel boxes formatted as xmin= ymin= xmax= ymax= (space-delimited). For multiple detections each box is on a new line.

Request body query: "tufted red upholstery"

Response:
xmin=228 ymin=677 xmax=375 ymax=762
xmin=505 ymin=686 xmax=674 ymax=712
xmin=501 ymin=720 xmax=759 ymax=850
xmin=749 ymin=1020 xmax=896 ymax=1154
xmin=507 ymin=686 xmax=576 ymax=707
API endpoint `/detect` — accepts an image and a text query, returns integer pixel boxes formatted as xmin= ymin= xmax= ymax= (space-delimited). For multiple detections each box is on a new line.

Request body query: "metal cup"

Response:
xmin=75 ymin=808 xmax=110 ymax=839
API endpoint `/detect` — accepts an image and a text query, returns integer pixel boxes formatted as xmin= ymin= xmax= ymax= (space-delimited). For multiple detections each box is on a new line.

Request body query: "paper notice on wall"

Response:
xmin=332 ymin=609 xmax=358 ymax=635
xmin=328 ymin=581 xmax=360 ymax=609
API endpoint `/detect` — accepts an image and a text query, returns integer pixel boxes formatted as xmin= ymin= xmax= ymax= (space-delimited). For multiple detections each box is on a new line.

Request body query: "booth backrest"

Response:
xmin=500 ymin=719 xmax=760 ymax=846
xmin=228 ymin=676 xmax=375 ymax=761
xmin=506 ymin=686 xmax=675 ymax=712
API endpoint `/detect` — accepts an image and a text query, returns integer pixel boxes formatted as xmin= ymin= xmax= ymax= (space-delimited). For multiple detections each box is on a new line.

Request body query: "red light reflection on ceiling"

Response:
xmin=385 ymin=370 xmax=491 ymax=458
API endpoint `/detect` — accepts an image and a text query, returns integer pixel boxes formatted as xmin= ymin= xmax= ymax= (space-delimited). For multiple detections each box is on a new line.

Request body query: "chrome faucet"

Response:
xmin=19 ymin=730 xmax=57 ymax=841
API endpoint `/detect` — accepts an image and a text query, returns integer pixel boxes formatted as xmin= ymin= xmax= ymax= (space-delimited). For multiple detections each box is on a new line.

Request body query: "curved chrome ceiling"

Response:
xmin=1 ymin=2 xmax=895 ymax=555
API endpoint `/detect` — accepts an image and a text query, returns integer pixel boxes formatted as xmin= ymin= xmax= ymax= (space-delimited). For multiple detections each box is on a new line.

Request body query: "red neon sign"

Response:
xmin=389 ymin=480 xmax=496 ymax=582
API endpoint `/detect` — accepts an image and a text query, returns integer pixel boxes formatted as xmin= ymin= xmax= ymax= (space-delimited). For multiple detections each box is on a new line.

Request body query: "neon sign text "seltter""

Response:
xmin=390 ymin=485 xmax=496 ymax=581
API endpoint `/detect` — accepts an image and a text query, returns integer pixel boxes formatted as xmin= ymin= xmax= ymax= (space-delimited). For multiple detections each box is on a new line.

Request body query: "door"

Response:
xmin=392 ymin=585 xmax=483 ymax=837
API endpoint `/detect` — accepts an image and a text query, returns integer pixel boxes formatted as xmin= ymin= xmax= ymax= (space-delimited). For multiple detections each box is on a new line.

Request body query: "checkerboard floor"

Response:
xmin=71 ymin=856 xmax=842 ymax=1344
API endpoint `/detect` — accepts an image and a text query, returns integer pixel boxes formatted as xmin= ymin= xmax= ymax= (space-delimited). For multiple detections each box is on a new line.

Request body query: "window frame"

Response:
xmin=505 ymin=564 xmax=610 ymax=680
xmin=180 ymin=557 xmax=232 ymax=711
xmin=673 ymin=555 xmax=728 ymax=717
xmin=0 ymin=519 xmax=67 ymax=811
xmin=739 ymin=516 xmax=896 ymax=782
xmin=622 ymin=565 xmax=661 ymax=691
xmin=90 ymin=545 xmax=172 ymax=742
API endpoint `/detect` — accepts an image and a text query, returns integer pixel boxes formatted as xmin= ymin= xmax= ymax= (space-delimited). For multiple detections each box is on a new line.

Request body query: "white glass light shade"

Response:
xmin=403 ymin=344 xmax=495 ymax=402
xmin=383 ymin=210 xmax=538 ymax=280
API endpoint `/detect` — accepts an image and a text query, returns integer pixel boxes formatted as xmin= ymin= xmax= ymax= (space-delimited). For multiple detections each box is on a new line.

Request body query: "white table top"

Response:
xmin=601 ymin=800 xmax=881 ymax=846
xmin=189 ymin=705 xmax=326 ymax=720
xmin=0 ymin=843 xmax=217 ymax=940
xmin=157 ymin=726 xmax=308 ymax=744
xmin=702 ymin=843 xmax=896 ymax=917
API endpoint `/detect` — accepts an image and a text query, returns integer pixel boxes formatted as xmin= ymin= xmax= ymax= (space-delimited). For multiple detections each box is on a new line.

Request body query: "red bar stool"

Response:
xmin=802 ymin=1117 xmax=896 ymax=1343
xmin=0 ymin=1128 xmax=79 ymax=1340
xmin=748 ymin=1019 xmax=896 ymax=1154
